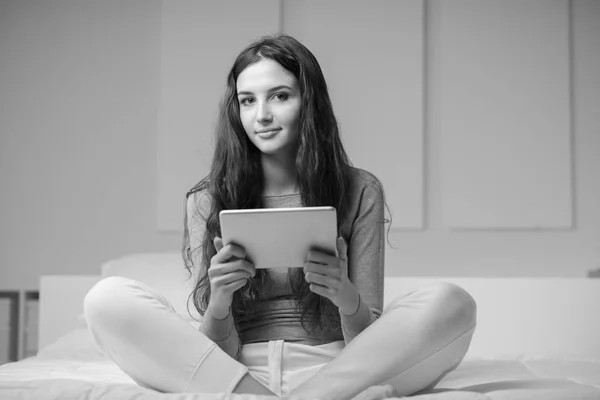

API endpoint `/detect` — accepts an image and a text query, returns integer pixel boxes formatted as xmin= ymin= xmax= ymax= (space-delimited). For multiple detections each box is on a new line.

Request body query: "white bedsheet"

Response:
xmin=1 ymin=328 xmax=599 ymax=400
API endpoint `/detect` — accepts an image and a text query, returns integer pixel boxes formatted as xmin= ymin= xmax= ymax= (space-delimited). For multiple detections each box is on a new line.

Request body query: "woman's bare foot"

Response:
xmin=282 ymin=384 xmax=397 ymax=400
xmin=350 ymin=384 xmax=397 ymax=400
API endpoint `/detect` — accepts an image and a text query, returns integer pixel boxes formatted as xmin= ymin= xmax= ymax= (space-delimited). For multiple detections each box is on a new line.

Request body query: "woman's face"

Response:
xmin=236 ymin=58 xmax=301 ymax=159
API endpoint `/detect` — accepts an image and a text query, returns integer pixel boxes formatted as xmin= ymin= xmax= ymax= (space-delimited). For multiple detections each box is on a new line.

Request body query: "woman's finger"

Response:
xmin=214 ymin=237 xmax=224 ymax=252
xmin=337 ymin=237 xmax=348 ymax=262
xmin=223 ymin=277 xmax=250 ymax=290
xmin=306 ymin=249 xmax=337 ymax=265
xmin=209 ymin=260 xmax=255 ymax=278
xmin=223 ymin=259 xmax=255 ymax=276
xmin=305 ymin=271 xmax=336 ymax=288
xmin=304 ymin=261 xmax=335 ymax=276
xmin=212 ymin=242 xmax=246 ymax=264
xmin=308 ymin=282 xmax=330 ymax=297
xmin=213 ymin=271 xmax=251 ymax=286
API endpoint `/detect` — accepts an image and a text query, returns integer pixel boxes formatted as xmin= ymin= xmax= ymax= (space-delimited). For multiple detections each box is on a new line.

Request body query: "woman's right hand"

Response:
xmin=207 ymin=237 xmax=256 ymax=319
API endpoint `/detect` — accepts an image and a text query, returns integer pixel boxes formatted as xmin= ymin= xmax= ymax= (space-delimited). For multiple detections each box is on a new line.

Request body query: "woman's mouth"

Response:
xmin=256 ymin=128 xmax=281 ymax=139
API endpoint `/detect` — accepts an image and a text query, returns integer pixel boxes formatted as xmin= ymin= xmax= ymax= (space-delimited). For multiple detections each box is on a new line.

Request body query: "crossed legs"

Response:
xmin=84 ymin=277 xmax=476 ymax=398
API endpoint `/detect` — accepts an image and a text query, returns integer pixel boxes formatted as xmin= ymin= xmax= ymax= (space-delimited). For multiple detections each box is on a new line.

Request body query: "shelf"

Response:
xmin=0 ymin=290 xmax=39 ymax=363
xmin=0 ymin=291 xmax=19 ymax=364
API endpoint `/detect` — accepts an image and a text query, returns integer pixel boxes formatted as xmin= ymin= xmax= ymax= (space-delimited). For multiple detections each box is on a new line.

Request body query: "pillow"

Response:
xmin=100 ymin=252 xmax=202 ymax=327
xmin=37 ymin=327 xmax=107 ymax=361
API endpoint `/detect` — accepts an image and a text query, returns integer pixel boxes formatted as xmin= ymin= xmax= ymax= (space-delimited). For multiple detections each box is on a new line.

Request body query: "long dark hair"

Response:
xmin=182 ymin=34 xmax=353 ymax=332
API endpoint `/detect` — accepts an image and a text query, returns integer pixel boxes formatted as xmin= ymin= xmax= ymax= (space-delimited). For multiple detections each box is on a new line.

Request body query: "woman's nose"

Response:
xmin=256 ymin=102 xmax=273 ymax=123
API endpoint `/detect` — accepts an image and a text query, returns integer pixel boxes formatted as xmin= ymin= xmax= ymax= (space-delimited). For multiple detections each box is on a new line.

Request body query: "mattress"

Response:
xmin=1 ymin=328 xmax=599 ymax=400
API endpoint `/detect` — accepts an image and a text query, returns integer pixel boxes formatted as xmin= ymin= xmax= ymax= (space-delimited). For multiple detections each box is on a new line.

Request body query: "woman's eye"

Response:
xmin=273 ymin=93 xmax=289 ymax=101
xmin=240 ymin=97 xmax=255 ymax=106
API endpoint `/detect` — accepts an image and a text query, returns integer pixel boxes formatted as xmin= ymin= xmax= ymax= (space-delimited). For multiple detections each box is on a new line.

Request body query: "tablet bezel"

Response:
xmin=219 ymin=206 xmax=338 ymax=269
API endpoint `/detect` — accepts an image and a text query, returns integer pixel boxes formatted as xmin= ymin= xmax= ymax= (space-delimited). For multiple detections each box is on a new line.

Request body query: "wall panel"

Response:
xmin=157 ymin=0 xmax=281 ymax=231
xmin=436 ymin=0 xmax=573 ymax=230
xmin=283 ymin=0 xmax=425 ymax=229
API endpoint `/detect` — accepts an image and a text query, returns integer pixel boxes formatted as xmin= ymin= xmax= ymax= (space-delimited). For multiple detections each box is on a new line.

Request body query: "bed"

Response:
xmin=1 ymin=252 xmax=599 ymax=400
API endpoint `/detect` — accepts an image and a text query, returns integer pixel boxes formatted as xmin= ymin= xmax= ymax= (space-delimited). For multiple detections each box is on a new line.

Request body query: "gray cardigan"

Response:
xmin=186 ymin=166 xmax=385 ymax=360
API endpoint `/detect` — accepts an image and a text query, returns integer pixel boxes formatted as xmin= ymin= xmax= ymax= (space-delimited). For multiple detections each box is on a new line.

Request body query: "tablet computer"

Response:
xmin=219 ymin=206 xmax=337 ymax=269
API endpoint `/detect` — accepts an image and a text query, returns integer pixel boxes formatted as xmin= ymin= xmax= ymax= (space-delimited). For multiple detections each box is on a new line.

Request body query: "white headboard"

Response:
xmin=383 ymin=277 xmax=600 ymax=359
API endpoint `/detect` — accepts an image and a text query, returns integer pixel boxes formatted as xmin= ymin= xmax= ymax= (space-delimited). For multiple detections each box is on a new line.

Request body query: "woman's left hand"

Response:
xmin=304 ymin=237 xmax=360 ymax=315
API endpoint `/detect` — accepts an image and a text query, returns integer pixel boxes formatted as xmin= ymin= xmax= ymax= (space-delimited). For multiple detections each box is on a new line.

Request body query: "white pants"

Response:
xmin=241 ymin=340 xmax=345 ymax=396
xmin=84 ymin=277 xmax=476 ymax=397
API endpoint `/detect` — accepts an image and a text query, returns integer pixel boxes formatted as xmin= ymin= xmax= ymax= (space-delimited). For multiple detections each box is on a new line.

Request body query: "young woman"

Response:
xmin=84 ymin=34 xmax=477 ymax=400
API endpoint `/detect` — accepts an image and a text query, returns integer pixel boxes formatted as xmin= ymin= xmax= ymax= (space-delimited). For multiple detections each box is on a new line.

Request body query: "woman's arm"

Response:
xmin=339 ymin=178 xmax=385 ymax=343
xmin=201 ymin=305 xmax=242 ymax=360
xmin=187 ymin=191 xmax=243 ymax=359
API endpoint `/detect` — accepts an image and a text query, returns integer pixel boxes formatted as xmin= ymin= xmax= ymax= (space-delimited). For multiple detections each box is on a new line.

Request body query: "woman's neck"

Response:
xmin=261 ymin=154 xmax=298 ymax=197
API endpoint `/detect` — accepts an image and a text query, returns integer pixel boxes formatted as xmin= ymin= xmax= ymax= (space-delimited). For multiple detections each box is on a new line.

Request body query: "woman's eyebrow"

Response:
xmin=237 ymin=85 xmax=292 ymax=96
